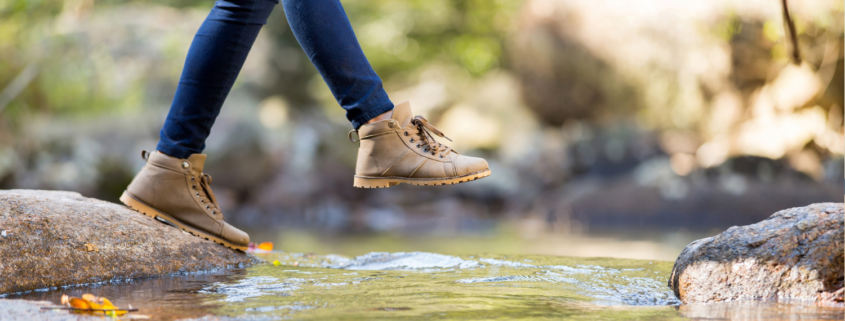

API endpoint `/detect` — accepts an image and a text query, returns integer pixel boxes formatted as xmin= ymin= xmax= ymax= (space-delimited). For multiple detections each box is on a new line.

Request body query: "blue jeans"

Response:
xmin=157 ymin=0 xmax=394 ymax=159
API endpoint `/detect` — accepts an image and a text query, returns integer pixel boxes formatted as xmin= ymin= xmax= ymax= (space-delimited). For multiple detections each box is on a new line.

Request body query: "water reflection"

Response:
xmin=680 ymin=300 xmax=845 ymax=321
xmin=14 ymin=270 xmax=246 ymax=321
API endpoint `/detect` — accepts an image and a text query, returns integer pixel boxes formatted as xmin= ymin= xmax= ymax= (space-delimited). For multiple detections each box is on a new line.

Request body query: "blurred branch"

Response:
xmin=781 ymin=0 xmax=801 ymax=65
xmin=0 ymin=63 xmax=39 ymax=113
xmin=814 ymin=19 xmax=843 ymax=101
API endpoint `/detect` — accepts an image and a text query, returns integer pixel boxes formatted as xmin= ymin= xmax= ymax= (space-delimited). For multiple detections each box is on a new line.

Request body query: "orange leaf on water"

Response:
xmin=257 ymin=242 xmax=273 ymax=251
xmin=61 ymin=294 xmax=128 ymax=316
xmin=68 ymin=298 xmax=90 ymax=310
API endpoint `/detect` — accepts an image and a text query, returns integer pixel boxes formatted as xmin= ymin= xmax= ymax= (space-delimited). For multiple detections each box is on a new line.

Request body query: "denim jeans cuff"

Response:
xmin=155 ymin=141 xmax=194 ymax=159
xmin=351 ymin=101 xmax=395 ymax=129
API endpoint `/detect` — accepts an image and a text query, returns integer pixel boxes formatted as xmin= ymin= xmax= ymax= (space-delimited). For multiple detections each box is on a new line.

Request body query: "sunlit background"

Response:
xmin=1 ymin=0 xmax=842 ymax=261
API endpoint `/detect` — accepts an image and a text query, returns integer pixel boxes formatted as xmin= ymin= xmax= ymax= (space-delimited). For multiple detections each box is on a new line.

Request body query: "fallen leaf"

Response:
xmin=100 ymin=297 xmax=128 ymax=316
xmin=82 ymin=294 xmax=102 ymax=309
xmin=68 ymin=298 xmax=90 ymax=310
xmin=272 ymin=260 xmax=281 ymax=266
xmin=83 ymin=243 xmax=98 ymax=252
xmin=258 ymin=242 xmax=273 ymax=251
xmin=247 ymin=241 xmax=274 ymax=253
xmin=60 ymin=294 xmax=128 ymax=316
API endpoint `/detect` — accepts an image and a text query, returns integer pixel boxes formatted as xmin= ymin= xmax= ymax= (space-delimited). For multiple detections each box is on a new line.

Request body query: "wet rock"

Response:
xmin=669 ymin=203 xmax=844 ymax=303
xmin=0 ymin=190 xmax=259 ymax=294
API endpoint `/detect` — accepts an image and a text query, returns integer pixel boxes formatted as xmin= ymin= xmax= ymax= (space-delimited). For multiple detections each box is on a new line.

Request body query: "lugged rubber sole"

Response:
xmin=353 ymin=169 xmax=491 ymax=188
xmin=119 ymin=191 xmax=248 ymax=252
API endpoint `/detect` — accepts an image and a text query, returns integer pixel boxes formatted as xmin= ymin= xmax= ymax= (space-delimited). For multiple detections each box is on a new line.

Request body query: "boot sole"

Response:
xmin=353 ymin=169 xmax=491 ymax=188
xmin=119 ymin=191 xmax=248 ymax=252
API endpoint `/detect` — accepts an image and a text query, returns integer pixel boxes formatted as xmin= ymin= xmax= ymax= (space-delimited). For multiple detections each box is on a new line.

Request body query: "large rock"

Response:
xmin=0 ymin=190 xmax=259 ymax=294
xmin=669 ymin=203 xmax=844 ymax=303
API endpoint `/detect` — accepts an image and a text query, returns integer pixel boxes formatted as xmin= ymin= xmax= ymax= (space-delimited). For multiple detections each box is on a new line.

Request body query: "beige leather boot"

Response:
xmin=350 ymin=101 xmax=491 ymax=188
xmin=120 ymin=151 xmax=249 ymax=251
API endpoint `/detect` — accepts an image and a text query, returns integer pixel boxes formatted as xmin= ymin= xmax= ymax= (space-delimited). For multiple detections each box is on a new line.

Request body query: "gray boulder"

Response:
xmin=0 ymin=190 xmax=259 ymax=294
xmin=669 ymin=203 xmax=844 ymax=303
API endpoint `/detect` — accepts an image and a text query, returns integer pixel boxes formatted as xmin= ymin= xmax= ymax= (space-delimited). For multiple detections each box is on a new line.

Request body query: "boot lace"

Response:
xmin=406 ymin=116 xmax=453 ymax=158
xmin=192 ymin=173 xmax=221 ymax=217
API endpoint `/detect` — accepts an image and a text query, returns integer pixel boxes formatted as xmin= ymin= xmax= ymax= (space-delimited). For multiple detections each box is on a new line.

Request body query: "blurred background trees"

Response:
xmin=0 ymin=0 xmax=842 ymax=258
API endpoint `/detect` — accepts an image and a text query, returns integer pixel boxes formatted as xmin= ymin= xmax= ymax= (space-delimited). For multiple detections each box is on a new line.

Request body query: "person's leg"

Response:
xmin=281 ymin=0 xmax=394 ymax=129
xmin=123 ymin=0 xmax=278 ymax=251
xmin=157 ymin=0 xmax=278 ymax=159
xmin=281 ymin=0 xmax=490 ymax=188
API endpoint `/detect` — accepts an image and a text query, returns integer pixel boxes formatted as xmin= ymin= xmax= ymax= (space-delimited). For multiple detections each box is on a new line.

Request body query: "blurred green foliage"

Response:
xmin=0 ymin=0 xmax=520 ymax=125
xmin=343 ymin=0 xmax=518 ymax=76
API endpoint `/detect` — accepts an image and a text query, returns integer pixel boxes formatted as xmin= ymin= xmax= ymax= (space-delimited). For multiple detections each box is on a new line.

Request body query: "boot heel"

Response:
xmin=353 ymin=176 xmax=396 ymax=188
xmin=120 ymin=191 xmax=248 ymax=252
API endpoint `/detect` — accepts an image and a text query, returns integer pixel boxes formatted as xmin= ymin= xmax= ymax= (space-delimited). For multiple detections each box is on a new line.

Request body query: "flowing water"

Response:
xmin=13 ymin=250 xmax=844 ymax=320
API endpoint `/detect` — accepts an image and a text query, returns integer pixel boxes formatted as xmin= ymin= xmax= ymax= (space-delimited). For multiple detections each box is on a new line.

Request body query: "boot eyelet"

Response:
xmin=192 ymin=185 xmax=196 ymax=189
xmin=416 ymin=144 xmax=420 ymax=148
xmin=200 ymin=199 xmax=204 ymax=203
xmin=195 ymin=192 xmax=200 ymax=197
xmin=431 ymin=152 xmax=436 ymax=155
xmin=181 ymin=162 xmax=190 ymax=169
xmin=404 ymin=131 xmax=409 ymax=136
xmin=206 ymin=206 xmax=210 ymax=210
xmin=440 ymin=155 xmax=444 ymax=158
xmin=409 ymin=138 xmax=414 ymax=143
xmin=388 ymin=121 xmax=396 ymax=128
xmin=191 ymin=177 xmax=195 ymax=181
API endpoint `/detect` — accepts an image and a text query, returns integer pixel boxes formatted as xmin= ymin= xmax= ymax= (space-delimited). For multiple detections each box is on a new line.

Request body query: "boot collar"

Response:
xmin=356 ymin=101 xmax=413 ymax=138
xmin=391 ymin=101 xmax=413 ymax=128
xmin=148 ymin=151 xmax=207 ymax=174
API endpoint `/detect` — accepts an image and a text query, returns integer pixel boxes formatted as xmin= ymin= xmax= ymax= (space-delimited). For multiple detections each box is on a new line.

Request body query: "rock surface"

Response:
xmin=669 ymin=203 xmax=844 ymax=303
xmin=0 ymin=190 xmax=259 ymax=294
xmin=0 ymin=299 xmax=98 ymax=321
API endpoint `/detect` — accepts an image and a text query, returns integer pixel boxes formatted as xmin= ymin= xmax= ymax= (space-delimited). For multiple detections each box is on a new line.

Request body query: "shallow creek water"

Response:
xmin=13 ymin=251 xmax=844 ymax=320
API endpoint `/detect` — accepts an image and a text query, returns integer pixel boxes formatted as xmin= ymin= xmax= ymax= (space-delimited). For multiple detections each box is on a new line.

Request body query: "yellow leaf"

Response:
xmin=272 ymin=260 xmax=281 ymax=266
xmin=100 ymin=298 xmax=116 ymax=309
xmin=100 ymin=298 xmax=128 ymax=316
xmin=62 ymin=294 xmax=129 ymax=316
xmin=258 ymin=242 xmax=273 ymax=251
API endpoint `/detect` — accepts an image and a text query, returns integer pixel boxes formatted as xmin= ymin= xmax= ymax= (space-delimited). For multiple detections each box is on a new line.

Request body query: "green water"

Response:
xmin=12 ymin=229 xmax=844 ymax=320
xmin=15 ymin=250 xmax=844 ymax=320
xmin=199 ymin=252 xmax=682 ymax=320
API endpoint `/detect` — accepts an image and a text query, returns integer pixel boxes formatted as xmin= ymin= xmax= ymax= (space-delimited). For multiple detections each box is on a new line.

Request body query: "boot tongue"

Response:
xmin=391 ymin=101 xmax=414 ymax=128
xmin=187 ymin=154 xmax=207 ymax=173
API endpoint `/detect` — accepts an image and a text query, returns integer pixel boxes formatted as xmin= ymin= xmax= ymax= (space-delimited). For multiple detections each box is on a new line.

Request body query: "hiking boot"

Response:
xmin=350 ymin=101 xmax=491 ymax=188
xmin=119 ymin=151 xmax=249 ymax=251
